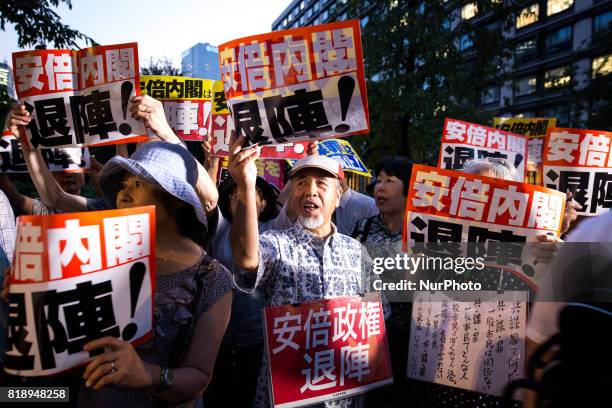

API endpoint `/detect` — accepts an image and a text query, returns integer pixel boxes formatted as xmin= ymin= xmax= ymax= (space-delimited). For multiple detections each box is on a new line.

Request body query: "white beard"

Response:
xmin=298 ymin=215 xmax=324 ymax=229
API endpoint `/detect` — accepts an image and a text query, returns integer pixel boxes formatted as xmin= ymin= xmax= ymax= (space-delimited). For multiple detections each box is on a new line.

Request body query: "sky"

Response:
xmin=0 ymin=0 xmax=290 ymax=67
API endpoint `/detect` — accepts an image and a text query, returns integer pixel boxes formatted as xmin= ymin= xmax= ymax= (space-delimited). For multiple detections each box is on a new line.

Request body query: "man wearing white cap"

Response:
xmin=228 ymin=136 xmax=381 ymax=408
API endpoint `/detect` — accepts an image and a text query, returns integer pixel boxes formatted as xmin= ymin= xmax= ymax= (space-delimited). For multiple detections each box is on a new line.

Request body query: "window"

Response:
xmin=545 ymin=26 xmax=572 ymax=52
xmin=594 ymin=10 xmax=612 ymax=33
xmin=300 ymin=15 xmax=305 ymax=25
xmin=306 ymin=8 xmax=312 ymax=18
xmin=544 ymin=66 xmax=571 ymax=89
xmin=461 ymin=3 xmax=478 ymax=20
xmin=313 ymin=0 xmax=320 ymax=12
xmin=300 ymin=0 xmax=305 ymax=10
xmin=361 ymin=16 xmax=369 ymax=28
xmin=459 ymin=34 xmax=474 ymax=51
xmin=517 ymin=4 xmax=539 ymax=29
xmin=547 ymin=0 xmax=573 ymax=16
xmin=515 ymin=112 xmax=535 ymax=118
xmin=321 ymin=9 xmax=329 ymax=21
xmin=515 ymin=38 xmax=537 ymax=61
xmin=481 ymin=86 xmax=500 ymax=104
xmin=592 ymin=54 xmax=612 ymax=78
xmin=283 ymin=18 xmax=288 ymax=27
xmin=516 ymin=75 xmax=537 ymax=96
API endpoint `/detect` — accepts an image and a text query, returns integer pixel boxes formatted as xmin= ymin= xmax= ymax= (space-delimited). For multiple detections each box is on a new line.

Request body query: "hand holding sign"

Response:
xmin=83 ymin=336 xmax=153 ymax=391
xmin=129 ymin=95 xmax=176 ymax=143
xmin=8 ymin=104 xmax=33 ymax=151
xmin=228 ymin=132 xmax=260 ymax=191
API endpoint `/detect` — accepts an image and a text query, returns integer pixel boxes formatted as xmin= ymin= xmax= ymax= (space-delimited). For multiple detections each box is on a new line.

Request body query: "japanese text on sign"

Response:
xmin=140 ymin=75 xmax=214 ymax=141
xmin=406 ymin=165 xmax=565 ymax=239
xmin=218 ymin=20 xmax=369 ymax=146
xmin=0 ymin=133 xmax=90 ymax=173
xmin=318 ymin=139 xmax=371 ymax=177
xmin=543 ymin=127 xmax=612 ymax=216
xmin=5 ymin=206 xmax=156 ymax=376
xmin=493 ymin=117 xmax=556 ymax=139
xmin=407 ymin=291 xmax=526 ymax=398
xmin=12 ymin=43 xmax=147 ymax=148
xmin=440 ymin=118 xmax=528 ymax=181
xmin=264 ymin=293 xmax=392 ymax=408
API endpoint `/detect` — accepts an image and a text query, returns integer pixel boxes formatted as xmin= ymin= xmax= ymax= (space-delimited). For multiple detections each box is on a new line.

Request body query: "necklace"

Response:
xmin=158 ymin=249 xmax=174 ymax=262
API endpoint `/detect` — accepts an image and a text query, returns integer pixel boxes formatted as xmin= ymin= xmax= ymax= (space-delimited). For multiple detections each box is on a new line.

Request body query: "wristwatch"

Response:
xmin=157 ymin=367 xmax=174 ymax=392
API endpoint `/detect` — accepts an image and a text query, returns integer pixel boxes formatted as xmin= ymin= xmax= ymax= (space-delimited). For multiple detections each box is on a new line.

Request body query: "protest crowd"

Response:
xmin=0 ymin=20 xmax=610 ymax=408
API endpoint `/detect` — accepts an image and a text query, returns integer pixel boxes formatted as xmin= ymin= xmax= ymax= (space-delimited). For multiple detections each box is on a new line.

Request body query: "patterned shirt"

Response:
xmin=234 ymin=222 xmax=376 ymax=408
xmin=0 ymin=190 xmax=16 ymax=262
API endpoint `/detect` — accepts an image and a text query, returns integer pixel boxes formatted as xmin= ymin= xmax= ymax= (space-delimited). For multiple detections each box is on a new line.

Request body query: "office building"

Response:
xmin=181 ymin=42 xmax=221 ymax=80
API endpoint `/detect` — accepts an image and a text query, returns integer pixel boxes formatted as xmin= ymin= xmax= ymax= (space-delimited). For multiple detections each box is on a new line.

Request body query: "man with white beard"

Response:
xmin=228 ymin=136 xmax=381 ymax=408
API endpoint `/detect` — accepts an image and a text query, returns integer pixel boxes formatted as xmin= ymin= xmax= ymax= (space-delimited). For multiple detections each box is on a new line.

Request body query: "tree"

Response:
xmin=344 ymin=0 xmax=514 ymax=166
xmin=1 ymin=0 xmax=95 ymax=48
xmin=140 ymin=56 xmax=182 ymax=76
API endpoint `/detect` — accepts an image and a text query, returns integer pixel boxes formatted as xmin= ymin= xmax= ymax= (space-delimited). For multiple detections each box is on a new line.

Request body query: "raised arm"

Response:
xmin=8 ymin=104 xmax=89 ymax=212
xmin=130 ymin=95 xmax=218 ymax=212
xmin=228 ymin=135 xmax=261 ymax=271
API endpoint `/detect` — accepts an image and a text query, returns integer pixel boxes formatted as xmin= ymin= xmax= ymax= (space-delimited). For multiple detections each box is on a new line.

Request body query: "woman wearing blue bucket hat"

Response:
xmin=77 ymin=141 xmax=233 ymax=408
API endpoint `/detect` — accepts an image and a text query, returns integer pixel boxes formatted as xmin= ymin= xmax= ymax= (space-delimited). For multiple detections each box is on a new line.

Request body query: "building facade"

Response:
xmin=271 ymin=0 xmax=612 ymax=126
xmin=181 ymin=42 xmax=221 ymax=80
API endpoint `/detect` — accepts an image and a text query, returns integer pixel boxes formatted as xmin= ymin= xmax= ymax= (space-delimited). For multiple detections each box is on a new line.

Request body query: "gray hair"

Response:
xmin=461 ymin=157 xmax=518 ymax=181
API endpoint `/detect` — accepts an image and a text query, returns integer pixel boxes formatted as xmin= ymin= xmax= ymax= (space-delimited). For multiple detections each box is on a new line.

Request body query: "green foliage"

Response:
xmin=345 ymin=0 xmax=513 ymax=166
xmin=140 ymin=56 xmax=182 ymax=76
xmin=0 ymin=0 xmax=96 ymax=48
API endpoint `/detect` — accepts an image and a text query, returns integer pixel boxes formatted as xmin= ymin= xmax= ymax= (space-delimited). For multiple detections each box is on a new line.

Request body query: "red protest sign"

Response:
xmin=12 ymin=43 xmax=147 ymax=148
xmin=218 ymin=20 xmax=370 ymax=146
xmin=439 ymin=118 xmax=528 ymax=181
xmin=542 ymin=127 xmax=612 ymax=216
xmin=404 ymin=164 xmax=566 ymax=244
xmin=5 ymin=206 xmax=156 ymax=376
xmin=264 ymin=293 xmax=392 ymax=407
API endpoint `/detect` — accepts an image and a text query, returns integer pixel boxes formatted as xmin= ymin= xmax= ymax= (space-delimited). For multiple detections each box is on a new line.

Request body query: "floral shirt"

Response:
xmin=234 ymin=222 xmax=376 ymax=408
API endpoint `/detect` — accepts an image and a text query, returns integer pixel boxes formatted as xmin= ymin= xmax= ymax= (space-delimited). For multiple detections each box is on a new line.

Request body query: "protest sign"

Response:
xmin=217 ymin=157 xmax=286 ymax=189
xmin=543 ymin=127 xmax=612 ymax=216
xmin=407 ymin=291 xmax=526 ymax=398
xmin=493 ymin=117 xmax=556 ymax=138
xmin=209 ymin=80 xmax=308 ymax=158
xmin=264 ymin=293 xmax=392 ymax=407
xmin=405 ymin=165 xmax=565 ymax=242
xmin=494 ymin=117 xmax=557 ymax=185
xmin=439 ymin=118 xmax=528 ymax=181
xmin=218 ymin=20 xmax=369 ymax=146
xmin=140 ymin=75 xmax=214 ymax=141
xmin=5 ymin=206 xmax=155 ymax=376
xmin=318 ymin=139 xmax=371 ymax=176
xmin=403 ymin=165 xmax=565 ymax=287
xmin=12 ymin=43 xmax=147 ymax=148
xmin=0 ymin=132 xmax=90 ymax=173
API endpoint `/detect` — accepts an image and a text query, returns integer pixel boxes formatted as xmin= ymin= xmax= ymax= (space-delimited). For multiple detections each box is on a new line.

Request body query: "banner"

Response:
xmin=217 ymin=157 xmax=286 ymax=189
xmin=0 ymin=132 xmax=90 ymax=173
xmin=12 ymin=43 xmax=147 ymax=148
xmin=219 ymin=20 xmax=370 ymax=146
xmin=543 ymin=127 xmax=612 ymax=216
xmin=264 ymin=293 xmax=392 ymax=407
xmin=404 ymin=165 xmax=565 ymax=244
xmin=140 ymin=75 xmax=214 ymax=141
xmin=494 ymin=117 xmax=557 ymax=185
xmin=439 ymin=118 xmax=528 ymax=181
xmin=209 ymin=79 xmax=308 ymax=159
xmin=318 ymin=139 xmax=371 ymax=177
xmin=407 ymin=291 xmax=526 ymax=397
xmin=5 ymin=206 xmax=156 ymax=376
xmin=493 ymin=117 xmax=556 ymax=138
